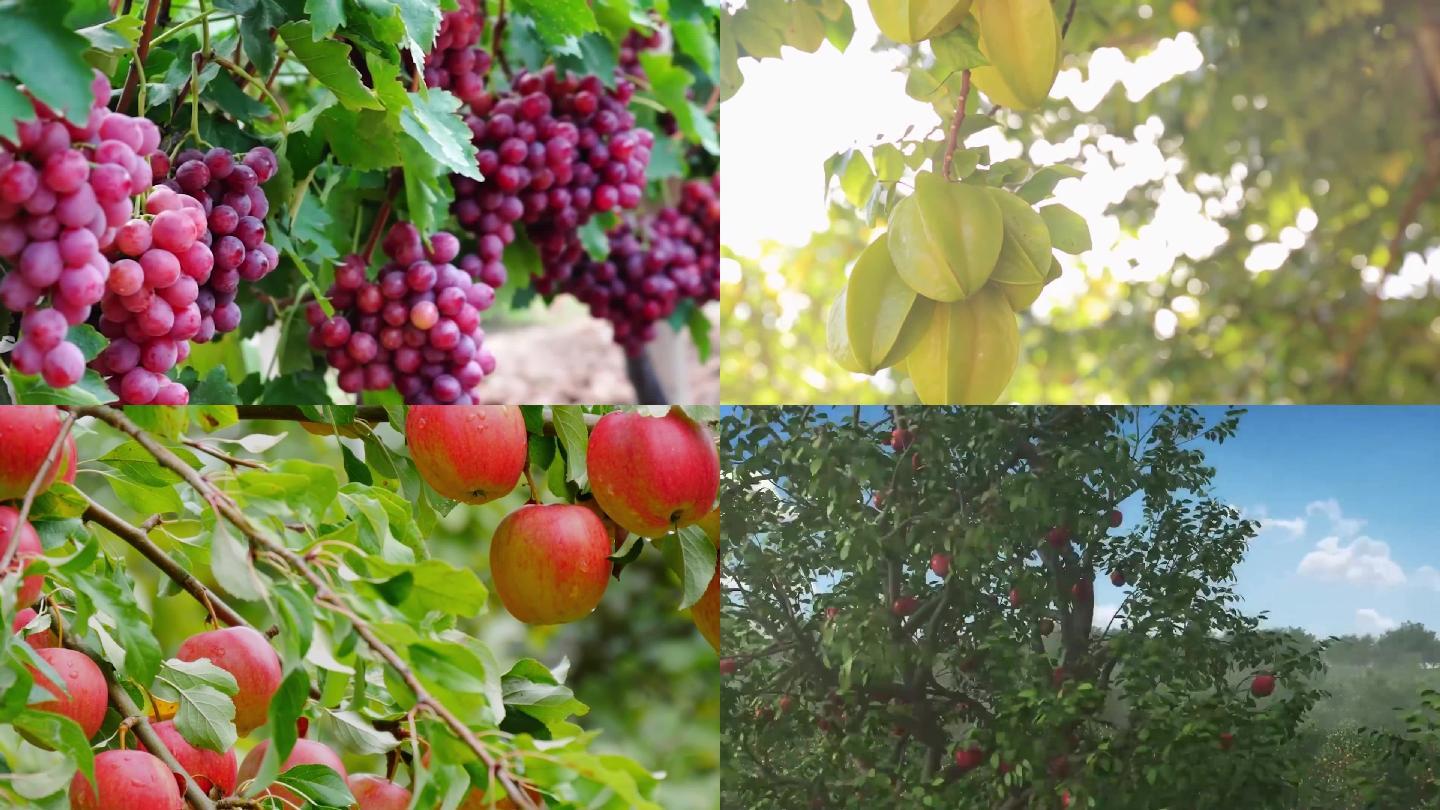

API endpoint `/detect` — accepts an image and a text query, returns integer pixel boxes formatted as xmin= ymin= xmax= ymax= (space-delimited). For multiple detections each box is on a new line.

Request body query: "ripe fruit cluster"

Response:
xmin=450 ymin=66 xmax=654 ymax=298
xmin=307 ymin=223 xmax=497 ymax=403
xmin=92 ymin=185 xmax=214 ymax=404
xmin=421 ymin=0 xmax=492 ymax=108
xmin=537 ymin=176 xmax=719 ymax=355
xmin=161 ymin=145 xmax=281 ymax=343
xmin=0 ymin=71 xmax=162 ymax=389
xmin=407 ymin=407 xmax=719 ymax=629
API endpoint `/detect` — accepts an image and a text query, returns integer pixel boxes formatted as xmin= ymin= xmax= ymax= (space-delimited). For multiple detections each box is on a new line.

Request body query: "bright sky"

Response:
xmin=719 ymin=1 xmax=1440 ymax=332
xmin=725 ymin=405 xmax=1440 ymax=639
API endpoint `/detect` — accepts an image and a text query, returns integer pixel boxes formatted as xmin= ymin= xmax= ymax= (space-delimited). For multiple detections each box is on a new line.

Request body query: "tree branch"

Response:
xmin=940 ymin=70 xmax=973 ymax=181
xmin=73 ymin=406 xmax=539 ymax=810
xmin=118 ymin=0 xmax=164 ymax=114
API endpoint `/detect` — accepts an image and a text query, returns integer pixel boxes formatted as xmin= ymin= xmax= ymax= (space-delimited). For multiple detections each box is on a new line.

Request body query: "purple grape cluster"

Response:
xmin=536 ymin=177 xmax=719 ymax=355
xmin=92 ymin=186 xmax=218 ymax=404
xmin=450 ymin=66 xmax=654 ymax=293
xmin=0 ymin=70 xmax=163 ymax=389
xmin=306 ymin=223 xmax=497 ymax=404
xmin=161 ymin=146 xmax=280 ymax=343
xmin=422 ymin=0 xmax=492 ymax=108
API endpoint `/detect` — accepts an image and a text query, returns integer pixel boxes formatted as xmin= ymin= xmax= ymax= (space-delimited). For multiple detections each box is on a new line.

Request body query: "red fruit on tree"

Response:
xmin=31 ymin=647 xmax=107 ymax=739
xmin=871 ymin=489 xmax=887 ymax=510
xmin=0 ymin=505 xmax=45 ymax=605
xmin=237 ymin=739 xmax=348 ymax=806
xmin=150 ymin=719 xmax=238 ymax=796
xmin=58 ymin=432 xmax=78 ymax=484
xmin=1051 ymin=666 xmax=1068 ymax=688
xmin=0 ymin=406 xmax=65 ymax=500
xmin=779 ymin=694 xmax=793 ymax=713
xmin=720 ymin=658 xmax=738 ymax=675
xmin=929 ymin=553 xmax=951 ymax=578
xmin=489 ymin=503 xmax=612 ymax=625
xmin=1070 ymin=580 xmax=1093 ymax=602
xmin=1219 ymin=732 xmax=1234 ymax=750
xmin=1251 ymin=674 xmax=1276 ymax=697
xmin=953 ymin=745 xmax=985 ymax=771
xmin=1109 ymin=570 xmax=1126 ymax=587
xmin=890 ymin=428 xmax=914 ymax=451
xmin=349 ymin=774 xmax=414 ymax=809
xmin=1108 ymin=509 xmax=1122 ymax=528
xmin=1047 ymin=754 xmax=1070 ymax=778
xmin=70 ymin=749 xmax=184 ymax=810
xmin=825 ymin=607 xmax=839 ymax=621
xmin=1009 ymin=588 xmax=1022 ymax=608
xmin=891 ymin=595 xmax=919 ymax=617
xmin=1045 ymin=526 xmax=1071 ymax=548
xmin=176 ymin=626 xmax=282 ymax=735
xmin=407 ymin=405 xmax=527 ymax=504
xmin=11 ymin=607 xmax=57 ymax=648
xmin=586 ymin=408 xmax=719 ymax=537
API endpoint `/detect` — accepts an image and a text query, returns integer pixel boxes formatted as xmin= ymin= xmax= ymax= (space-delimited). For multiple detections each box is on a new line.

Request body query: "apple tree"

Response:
xmin=720 ymin=405 xmax=1328 ymax=809
xmin=0 ymin=403 xmax=719 ymax=808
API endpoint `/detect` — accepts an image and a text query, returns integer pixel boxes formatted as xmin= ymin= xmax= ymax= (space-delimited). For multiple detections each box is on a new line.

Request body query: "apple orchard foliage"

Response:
xmin=0 ymin=403 xmax=719 ymax=809
xmin=719 ymin=406 xmax=1331 ymax=810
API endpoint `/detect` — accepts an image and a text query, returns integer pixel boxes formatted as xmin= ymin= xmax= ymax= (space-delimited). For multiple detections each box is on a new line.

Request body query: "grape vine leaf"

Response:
xmin=213 ymin=0 xmax=289 ymax=75
xmin=279 ymin=22 xmax=383 ymax=111
xmin=398 ymin=90 xmax=481 ymax=180
xmin=640 ymin=52 xmax=718 ymax=154
xmin=512 ymin=0 xmax=599 ymax=48
xmin=0 ymin=3 xmax=93 ymax=127
xmin=305 ymin=0 xmax=346 ymax=38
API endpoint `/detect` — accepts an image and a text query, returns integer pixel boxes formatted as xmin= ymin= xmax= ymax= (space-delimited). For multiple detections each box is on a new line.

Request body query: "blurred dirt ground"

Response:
xmin=478 ymin=315 xmax=719 ymax=405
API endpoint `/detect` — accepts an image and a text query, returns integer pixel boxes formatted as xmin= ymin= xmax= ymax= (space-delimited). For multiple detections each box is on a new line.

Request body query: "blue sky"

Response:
xmin=724 ymin=406 xmax=1440 ymax=639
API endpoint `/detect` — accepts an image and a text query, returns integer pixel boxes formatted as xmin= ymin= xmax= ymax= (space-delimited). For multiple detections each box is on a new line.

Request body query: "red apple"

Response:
xmin=1108 ymin=509 xmax=1122 ymax=528
xmin=0 ymin=406 xmax=64 ymax=500
xmin=871 ymin=489 xmax=887 ymax=510
xmin=1251 ymin=674 xmax=1276 ymax=697
xmin=892 ymin=595 xmax=919 ymax=617
xmin=1061 ymin=790 xmax=1072 ymax=808
xmin=779 ymin=694 xmax=793 ymax=713
xmin=754 ymin=705 xmax=773 ymax=721
xmin=349 ymin=774 xmax=413 ymax=809
xmin=825 ymin=607 xmax=839 ymax=621
xmin=150 ymin=719 xmax=237 ymax=796
xmin=407 ymin=405 xmax=528 ymax=504
xmin=953 ymin=745 xmax=984 ymax=771
xmin=176 ymin=626 xmax=282 ymax=735
xmin=70 ymin=749 xmax=184 ymax=809
xmin=57 ymin=433 xmax=78 ymax=485
xmin=1045 ymin=526 xmax=1071 ymax=549
xmin=237 ymin=739 xmax=348 ymax=806
xmin=12 ymin=607 xmax=57 ymax=648
xmin=0 ymin=505 xmax=44 ymax=606
xmin=1047 ymin=754 xmax=1070 ymax=778
xmin=1009 ymin=588 xmax=1022 ymax=608
xmin=929 ymin=553 xmax=951 ymax=578
xmin=31 ymin=647 xmax=107 ymax=739
xmin=1051 ymin=666 xmax=1068 ymax=688
xmin=691 ymin=509 xmax=720 ymax=652
xmin=997 ymin=760 xmax=1014 ymax=775
xmin=1070 ymin=580 xmax=1093 ymax=602
xmin=890 ymin=428 xmax=915 ymax=452
xmin=489 ymin=504 xmax=612 ymax=625
xmin=1109 ymin=570 xmax=1126 ymax=587
xmin=1219 ymin=732 xmax=1234 ymax=750
xmin=720 ymin=658 xmax=738 ymax=675
xmin=586 ymin=409 xmax=719 ymax=538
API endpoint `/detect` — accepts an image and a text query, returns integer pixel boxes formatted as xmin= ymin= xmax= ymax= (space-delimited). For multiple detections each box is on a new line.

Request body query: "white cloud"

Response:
xmin=1092 ymin=602 xmax=1122 ymax=629
xmin=1416 ymin=566 xmax=1440 ymax=592
xmin=1305 ymin=499 xmax=1365 ymax=538
xmin=1263 ymin=517 xmax=1307 ymax=541
xmin=1297 ymin=536 xmax=1407 ymax=587
xmin=1355 ymin=608 xmax=1399 ymax=636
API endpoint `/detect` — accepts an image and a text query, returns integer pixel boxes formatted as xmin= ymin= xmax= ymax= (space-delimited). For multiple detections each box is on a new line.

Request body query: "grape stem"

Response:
xmin=940 ymin=69 xmax=973 ymax=181
xmin=118 ymin=0 xmax=164 ymax=114
xmin=493 ymin=0 xmax=512 ymax=79
xmin=360 ymin=170 xmax=403 ymax=263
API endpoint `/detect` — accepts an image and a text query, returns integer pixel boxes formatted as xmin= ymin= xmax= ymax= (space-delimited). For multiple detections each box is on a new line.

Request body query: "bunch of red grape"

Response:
xmin=306 ymin=223 xmax=497 ymax=404
xmin=422 ymin=0 xmax=492 ymax=108
xmin=92 ymin=185 xmax=217 ymax=405
xmin=161 ymin=146 xmax=280 ymax=343
xmin=450 ymin=66 xmax=654 ymax=294
xmin=535 ymin=177 xmax=719 ymax=356
xmin=0 ymin=70 xmax=162 ymax=389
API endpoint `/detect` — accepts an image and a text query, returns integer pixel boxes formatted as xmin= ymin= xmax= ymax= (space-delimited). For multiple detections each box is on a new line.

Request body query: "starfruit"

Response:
xmin=827 ymin=289 xmax=867 ymax=374
xmin=870 ymin=0 xmax=975 ymax=44
xmin=971 ymin=0 xmax=1062 ymax=110
xmin=906 ymin=285 xmax=1019 ymax=404
xmin=844 ymin=234 xmax=935 ymax=374
xmin=987 ymin=188 xmax=1053 ymax=310
xmin=886 ymin=171 xmax=1003 ymax=303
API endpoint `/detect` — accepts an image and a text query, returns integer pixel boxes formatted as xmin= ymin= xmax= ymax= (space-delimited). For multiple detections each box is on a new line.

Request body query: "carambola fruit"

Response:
xmin=886 ymin=171 xmax=1003 ymax=303
xmin=987 ymin=188 xmax=1053 ymax=310
xmin=971 ymin=0 xmax=1062 ymax=110
xmin=844 ymin=234 xmax=936 ymax=373
xmin=870 ymin=0 xmax=975 ymax=44
xmin=906 ymin=285 xmax=1019 ymax=403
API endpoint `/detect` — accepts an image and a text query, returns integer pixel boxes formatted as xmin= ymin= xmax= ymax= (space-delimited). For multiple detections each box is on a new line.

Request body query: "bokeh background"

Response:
xmin=57 ymin=416 xmax=719 ymax=810
xmin=721 ymin=0 xmax=1440 ymax=404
